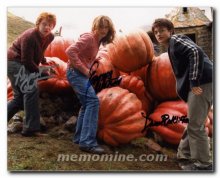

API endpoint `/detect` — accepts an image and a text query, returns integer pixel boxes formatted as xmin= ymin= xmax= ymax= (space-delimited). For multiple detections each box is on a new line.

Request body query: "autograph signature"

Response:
xmin=88 ymin=61 xmax=122 ymax=93
xmin=141 ymin=112 xmax=189 ymax=132
xmin=14 ymin=65 xmax=57 ymax=93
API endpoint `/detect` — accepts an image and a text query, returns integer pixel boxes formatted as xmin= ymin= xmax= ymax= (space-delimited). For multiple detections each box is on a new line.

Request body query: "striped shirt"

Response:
xmin=168 ymin=34 xmax=212 ymax=101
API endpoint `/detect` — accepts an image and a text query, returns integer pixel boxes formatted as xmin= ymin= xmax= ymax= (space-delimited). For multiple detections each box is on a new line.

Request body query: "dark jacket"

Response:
xmin=168 ymin=34 xmax=213 ymax=102
xmin=8 ymin=28 xmax=54 ymax=72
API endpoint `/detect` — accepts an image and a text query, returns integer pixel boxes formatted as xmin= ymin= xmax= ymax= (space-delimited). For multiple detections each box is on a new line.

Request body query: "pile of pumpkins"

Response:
xmin=7 ymin=29 xmax=213 ymax=146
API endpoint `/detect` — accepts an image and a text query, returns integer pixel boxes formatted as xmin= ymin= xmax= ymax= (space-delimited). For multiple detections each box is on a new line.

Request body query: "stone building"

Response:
xmin=166 ymin=7 xmax=213 ymax=60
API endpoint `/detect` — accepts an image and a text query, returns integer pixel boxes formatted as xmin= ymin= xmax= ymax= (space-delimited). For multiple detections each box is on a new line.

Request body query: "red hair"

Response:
xmin=36 ymin=12 xmax=56 ymax=28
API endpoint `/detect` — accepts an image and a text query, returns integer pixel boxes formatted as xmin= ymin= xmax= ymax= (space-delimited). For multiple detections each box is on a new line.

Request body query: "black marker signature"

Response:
xmin=141 ymin=112 xmax=189 ymax=133
xmin=88 ymin=61 xmax=122 ymax=93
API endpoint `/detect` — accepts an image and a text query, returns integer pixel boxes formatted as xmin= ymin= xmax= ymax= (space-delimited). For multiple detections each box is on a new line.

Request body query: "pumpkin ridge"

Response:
xmin=108 ymin=93 xmax=142 ymax=123
xmin=150 ymin=125 xmax=183 ymax=145
xmin=139 ymin=30 xmax=154 ymax=61
xmin=98 ymin=87 xmax=130 ymax=124
xmin=134 ymin=32 xmax=148 ymax=66
xmin=121 ymin=34 xmax=135 ymax=70
xmin=106 ymin=110 xmax=144 ymax=128
xmin=99 ymin=130 xmax=118 ymax=146
xmin=112 ymin=117 xmax=146 ymax=134
xmin=126 ymin=33 xmax=143 ymax=68
xmin=104 ymin=129 xmax=122 ymax=145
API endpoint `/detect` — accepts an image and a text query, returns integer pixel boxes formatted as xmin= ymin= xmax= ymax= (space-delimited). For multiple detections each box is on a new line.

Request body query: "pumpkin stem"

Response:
xmin=54 ymin=26 xmax=62 ymax=37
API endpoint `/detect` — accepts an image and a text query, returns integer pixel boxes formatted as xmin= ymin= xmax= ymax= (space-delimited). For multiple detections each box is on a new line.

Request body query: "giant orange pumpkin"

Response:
xmin=97 ymin=87 xmax=146 ymax=146
xmin=38 ymin=57 xmax=72 ymax=94
xmin=107 ymin=29 xmax=154 ymax=72
xmin=148 ymin=100 xmax=211 ymax=145
xmin=146 ymin=53 xmax=178 ymax=101
xmin=119 ymin=75 xmax=153 ymax=114
xmin=44 ymin=35 xmax=74 ymax=62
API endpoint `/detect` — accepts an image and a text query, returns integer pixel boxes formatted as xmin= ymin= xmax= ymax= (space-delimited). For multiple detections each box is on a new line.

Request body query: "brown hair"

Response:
xmin=36 ymin=12 xmax=56 ymax=28
xmin=147 ymin=30 xmax=158 ymax=44
xmin=92 ymin=15 xmax=116 ymax=45
xmin=152 ymin=18 xmax=175 ymax=35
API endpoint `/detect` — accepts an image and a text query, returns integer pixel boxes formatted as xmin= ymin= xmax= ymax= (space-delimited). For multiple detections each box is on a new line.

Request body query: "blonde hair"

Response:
xmin=92 ymin=15 xmax=116 ymax=45
xmin=36 ymin=12 xmax=56 ymax=28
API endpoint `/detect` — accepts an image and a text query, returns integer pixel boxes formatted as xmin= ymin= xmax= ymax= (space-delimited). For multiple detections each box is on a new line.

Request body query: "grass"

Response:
xmin=7 ymin=11 xmax=34 ymax=48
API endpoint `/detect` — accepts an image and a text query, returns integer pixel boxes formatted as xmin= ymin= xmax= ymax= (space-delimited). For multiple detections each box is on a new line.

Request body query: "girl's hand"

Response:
xmin=85 ymin=69 xmax=90 ymax=78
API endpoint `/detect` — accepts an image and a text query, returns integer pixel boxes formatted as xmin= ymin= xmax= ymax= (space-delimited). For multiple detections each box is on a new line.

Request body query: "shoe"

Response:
xmin=73 ymin=140 xmax=79 ymax=144
xmin=178 ymin=158 xmax=194 ymax=170
xmin=79 ymin=146 xmax=106 ymax=154
xmin=196 ymin=164 xmax=213 ymax=171
xmin=179 ymin=163 xmax=199 ymax=171
xmin=21 ymin=130 xmax=48 ymax=137
xmin=179 ymin=162 xmax=213 ymax=171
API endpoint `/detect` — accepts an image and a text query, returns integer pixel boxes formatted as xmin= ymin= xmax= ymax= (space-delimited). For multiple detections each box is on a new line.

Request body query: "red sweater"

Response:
xmin=8 ymin=28 xmax=54 ymax=72
xmin=66 ymin=32 xmax=100 ymax=75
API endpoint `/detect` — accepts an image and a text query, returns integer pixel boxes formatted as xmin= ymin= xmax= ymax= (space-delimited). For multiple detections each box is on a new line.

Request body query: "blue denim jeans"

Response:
xmin=66 ymin=68 xmax=99 ymax=148
xmin=7 ymin=60 xmax=40 ymax=132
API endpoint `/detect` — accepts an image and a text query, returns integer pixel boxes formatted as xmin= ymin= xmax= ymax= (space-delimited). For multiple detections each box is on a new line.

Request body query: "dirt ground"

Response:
xmin=8 ymin=129 xmax=181 ymax=172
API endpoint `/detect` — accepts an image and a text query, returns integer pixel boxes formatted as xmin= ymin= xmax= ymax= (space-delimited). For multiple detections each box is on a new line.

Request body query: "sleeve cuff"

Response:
xmin=41 ymin=57 xmax=47 ymax=64
xmin=190 ymin=80 xmax=200 ymax=88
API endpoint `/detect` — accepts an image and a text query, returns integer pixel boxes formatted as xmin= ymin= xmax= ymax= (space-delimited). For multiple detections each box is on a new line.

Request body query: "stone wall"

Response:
xmin=174 ymin=26 xmax=213 ymax=60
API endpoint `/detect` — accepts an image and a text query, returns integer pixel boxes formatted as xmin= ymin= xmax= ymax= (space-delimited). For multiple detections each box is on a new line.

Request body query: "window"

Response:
xmin=185 ymin=33 xmax=196 ymax=43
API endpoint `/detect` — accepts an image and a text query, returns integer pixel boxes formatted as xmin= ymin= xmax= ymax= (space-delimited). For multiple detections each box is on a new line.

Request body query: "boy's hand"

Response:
xmin=192 ymin=87 xmax=203 ymax=95
xmin=41 ymin=58 xmax=49 ymax=65
xmin=39 ymin=71 xmax=50 ymax=81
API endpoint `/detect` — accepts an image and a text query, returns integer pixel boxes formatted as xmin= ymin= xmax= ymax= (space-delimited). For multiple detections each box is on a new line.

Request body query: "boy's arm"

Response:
xmin=171 ymin=35 xmax=204 ymax=88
